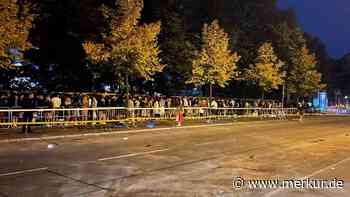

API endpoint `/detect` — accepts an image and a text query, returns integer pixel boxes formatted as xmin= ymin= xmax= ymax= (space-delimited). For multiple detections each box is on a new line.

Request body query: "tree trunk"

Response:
xmin=124 ymin=71 xmax=130 ymax=120
xmin=125 ymin=71 xmax=130 ymax=109
xmin=286 ymin=85 xmax=291 ymax=104
xmin=209 ymin=83 xmax=213 ymax=121
xmin=282 ymin=84 xmax=285 ymax=108
xmin=261 ymin=89 xmax=265 ymax=100
xmin=209 ymin=83 xmax=213 ymax=104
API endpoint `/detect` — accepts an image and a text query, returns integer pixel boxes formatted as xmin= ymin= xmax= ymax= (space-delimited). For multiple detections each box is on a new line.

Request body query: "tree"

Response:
xmin=245 ymin=42 xmax=285 ymax=99
xmin=288 ymin=45 xmax=326 ymax=97
xmin=331 ymin=54 xmax=350 ymax=96
xmin=0 ymin=0 xmax=33 ymax=69
xmin=304 ymin=33 xmax=332 ymax=86
xmin=83 ymin=0 xmax=164 ymax=94
xmin=271 ymin=22 xmax=307 ymax=102
xmin=187 ymin=20 xmax=240 ymax=100
xmin=156 ymin=6 xmax=196 ymax=95
xmin=272 ymin=22 xmax=306 ymax=69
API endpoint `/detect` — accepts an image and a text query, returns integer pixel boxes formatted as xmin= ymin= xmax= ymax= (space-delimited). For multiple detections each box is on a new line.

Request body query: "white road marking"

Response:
xmin=98 ymin=148 xmax=170 ymax=161
xmin=195 ymin=139 xmax=236 ymax=146
xmin=263 ymin=156 xmax=350 ymax=197
xmin=98 ymin=138 xmax=236 ymax=162
xmin=0 ymin=167 xmax=48 ymax=177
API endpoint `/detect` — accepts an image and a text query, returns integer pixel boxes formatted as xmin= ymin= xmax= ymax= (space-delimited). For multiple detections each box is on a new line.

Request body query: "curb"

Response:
xmin=9 ymin=116 xmax=342 ymax=144
xmin=0 ymin=120 xmax=283 ymax=144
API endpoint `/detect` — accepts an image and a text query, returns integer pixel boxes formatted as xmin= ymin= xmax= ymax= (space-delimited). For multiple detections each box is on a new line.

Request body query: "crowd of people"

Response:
xmin=0 ymin=92 xmax=296 ymax=133
xmin=0 ymin=92 xmax=286 ymax=110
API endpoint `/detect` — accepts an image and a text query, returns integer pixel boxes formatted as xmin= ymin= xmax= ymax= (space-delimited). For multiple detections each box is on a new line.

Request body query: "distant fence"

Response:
xmin=0 ymin=107 xmax=298 ymax=127
xmin=327 ymin=107 xmax=350 ymax=114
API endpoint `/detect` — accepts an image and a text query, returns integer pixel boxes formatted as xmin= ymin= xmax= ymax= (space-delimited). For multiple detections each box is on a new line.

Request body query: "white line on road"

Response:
xmin=263 ymin=156 xmax=350 ymax=197
xmin=98 ymin=148 xmax=170 ymax=161
xmin=195 ymin=139 xmax=236 ymax=146
xmin=0 ymin=167 xmax=48 ymax=177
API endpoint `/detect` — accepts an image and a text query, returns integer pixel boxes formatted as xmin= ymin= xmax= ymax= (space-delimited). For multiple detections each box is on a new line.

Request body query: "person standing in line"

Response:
xmin=9 ymin=93 xmax=19 ymax=128
xmin=51 ymin=94 xmax=61 ymax=121
xmin=43 ymin=95 xmax=52 ymax=124
xmin=297 ymin=101 xmax=305 ymax=122
xmin=64 ymin=95 xmax=72 ymax=122
xmin=134 ymin=97 xmax=141 ymax=117
xmin=98 ymin=95 xmax=107 ymax=124
xmin=91 ymin=96 xmax=98 ymax=124
xmin=82 ymin=95 xmax=90 ymax=123
xmin=183 ymin=97 xmax=188 ymax=117
xmin=21 ymin=93 xmax=36 ymax=134
xmin=154 ymin=98 xmax=160 ymax=118
xmin=159 ymin=97 xmax=165 ymax=118
xmin=166 ymin=97 xmax=172 ymax=118
xmin=148 ymin=98 xmax=154 ymax=117
xmin=176 ymin=104 xmax=184 ymax=127
xmin=128 ymin=97 xmax=135 ymax=126
xmin=211 ymin=99 xmax=218 ymax=116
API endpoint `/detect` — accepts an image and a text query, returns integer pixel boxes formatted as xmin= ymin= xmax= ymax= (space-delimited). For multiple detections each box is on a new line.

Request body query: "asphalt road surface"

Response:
xmin=1 ymin=117 xmax=350 ymax=197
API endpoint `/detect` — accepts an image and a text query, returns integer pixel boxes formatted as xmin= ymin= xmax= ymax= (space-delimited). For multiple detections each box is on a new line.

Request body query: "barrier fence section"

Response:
xmin=0 ymin=107 xmax=298 ymax=127
xmin=327 ymin=107 xmax=350 ymax=114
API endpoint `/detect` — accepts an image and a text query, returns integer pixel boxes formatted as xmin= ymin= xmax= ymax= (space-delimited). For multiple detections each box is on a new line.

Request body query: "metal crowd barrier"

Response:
xmin=331 ymin=108 xmax=350 ymax=114
xmin=0 ymin=107 xmax=298 ymax=127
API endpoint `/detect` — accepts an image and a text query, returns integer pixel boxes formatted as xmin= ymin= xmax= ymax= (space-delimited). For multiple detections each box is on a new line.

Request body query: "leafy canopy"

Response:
xmin=188 ymin=20 xmax=240 ymax=87
xmin=0 ymin=0 xmax=33 ymax=69
xmin=159 ymin=9 xmax=195 ymax=78
xmin=245 ymin=42 xmax=285 ymax=92
xmin=288 ymin=45 xmax=326 ymax=96
xmin=83 ymin=0 xmax=164 ymax=81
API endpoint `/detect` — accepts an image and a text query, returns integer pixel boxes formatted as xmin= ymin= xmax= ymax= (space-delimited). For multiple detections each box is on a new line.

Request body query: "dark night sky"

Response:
xmin=278 ymin=0 xmax=350 ymax=59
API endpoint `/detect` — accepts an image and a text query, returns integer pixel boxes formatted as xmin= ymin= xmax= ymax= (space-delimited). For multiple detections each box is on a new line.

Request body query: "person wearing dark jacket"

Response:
xmin=297 ymin=101 xmax=305 ymax=122
xmin=21 ymin=93 xmax=36 ymax=133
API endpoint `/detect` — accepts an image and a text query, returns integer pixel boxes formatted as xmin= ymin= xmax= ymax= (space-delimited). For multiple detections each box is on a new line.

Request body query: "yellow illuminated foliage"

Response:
xmin=288 ymin=45 xmax=326 ymax=96
xmin=82 ymin=42 xmax=109 ymax=64
xmin=246 ymin=42 xmax=285 ymax=93
xmin=83 ymin=0 xmax=164 ymax=81
xmin=0 ymin=0 xmax=33 ymax=68
xmin=188 ymin=20 xmax=240 ymax=87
